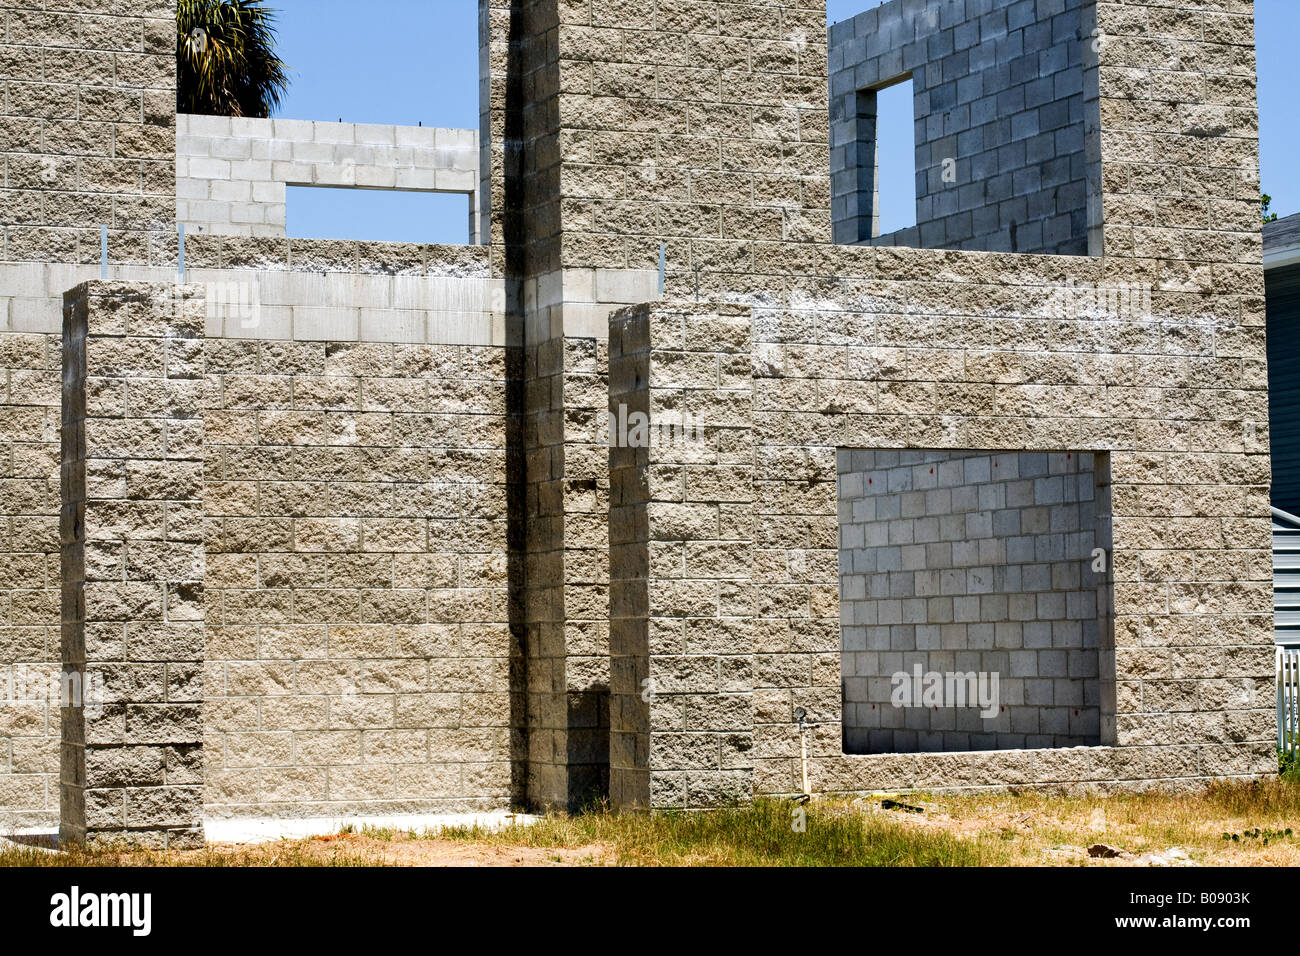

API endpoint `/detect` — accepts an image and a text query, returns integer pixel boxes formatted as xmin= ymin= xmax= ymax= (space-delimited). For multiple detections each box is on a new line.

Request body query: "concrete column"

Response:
xmin=609 ymin=302 xmax=755 ymax=809
xmin=523 ymin=335 xmax=611 ymax=811
xmin=830 ymin=88 xmax=882 ymax=245
xmin=60 ymin=281 xmax=206 ymax=848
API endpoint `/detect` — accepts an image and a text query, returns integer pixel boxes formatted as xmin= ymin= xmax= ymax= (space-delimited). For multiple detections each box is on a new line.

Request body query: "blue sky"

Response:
xmin=271 ymin=0 xmax=1300 ymax=244
xmin=271 ymin=0 xmax=478 ymax=243
xmin=1252 ymin=0 xmax=1299 ymax=221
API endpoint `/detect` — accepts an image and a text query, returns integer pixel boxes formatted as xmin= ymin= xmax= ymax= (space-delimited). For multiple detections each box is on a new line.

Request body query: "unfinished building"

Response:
xmin=0 ymin=0 xmax=1274 ymax=843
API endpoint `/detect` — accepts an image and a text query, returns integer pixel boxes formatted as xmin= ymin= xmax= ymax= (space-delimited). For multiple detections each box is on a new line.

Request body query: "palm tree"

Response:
xmin=177 ymin=0 xmax=291 ymax=117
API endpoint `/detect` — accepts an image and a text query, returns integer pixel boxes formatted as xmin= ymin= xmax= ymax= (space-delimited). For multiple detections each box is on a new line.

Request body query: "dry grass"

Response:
xmin=916 ymin=777 xmax=1300 ymax=866
xmin=0 ymin=838 xmax=387 ymax=867
xmin=437 ymin=798 xmax=991 ymax=866
xmin=4 ymin=778 xmax=1300 ymax=867
xmin=0 ymin=832 xmax=611 ymax=867
xmin=436 ymin=777 xmax=1300 ymax=866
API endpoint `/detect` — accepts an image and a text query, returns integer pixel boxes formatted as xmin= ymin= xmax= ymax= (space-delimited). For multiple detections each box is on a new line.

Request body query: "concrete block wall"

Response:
xmin=622 ymin=255 xmax=1271 ymax=804
xmin=0 ymin=245 xmax=514 ymax=828
xmin=0 ymin=239 xmax=503 ymax=343
xmin=202 ymin=338 xmax=516 ymax=817
xmin=838 ymin=448 xmax=1107 ymax=754
xmin=523 ymin=334 xmax=614 ymax=811
xmin=608 ymin=307 xmax=651 ymax=810
xmin=829 ymin=0 xmax=1098 ymax=254
xmin=0 ymin=1 xmax=176 ymax=266
xmin=578 ymin=0 xmax=1267 ymax=797
xmin=176 ymin=115 xmax=480 ymax=242
xmin=60 ymin=281 xmax=206 ymax=848
xmin=479 ymin=0 xmax=833 ymax=281
xmin=485 ymin=0 xmax=1271 ymax=806
xmin=0 ymin=0 xmax=1276 ymax=829
xmin=609 ymin=302 xmax=756 ymax=809
xmin=0 ymin=325 xmax=59 ymax=826
xmin=175 ymin=237 xmax=503 ymax=346
xmin=481 ymin=0 xmax=658 ymax=812
xmin=0 ymin=235 xmax=510 ymax=827
xmin=1093 ymin=0 xmax=1261 ymax=264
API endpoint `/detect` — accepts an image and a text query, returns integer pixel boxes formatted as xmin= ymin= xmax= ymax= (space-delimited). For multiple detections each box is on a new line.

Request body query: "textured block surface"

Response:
xmin=201 ymin=336 xmax=518 ymax=818
xmin=60 ymin=281 xmax=206 ymax=848
xmin=829 ymin=0 xmax=1098 ymax=254
xmin=838 ymin=448 xmax=1108 ymax=754
xmin=0 ymin=0 xmax=1275 ymax=828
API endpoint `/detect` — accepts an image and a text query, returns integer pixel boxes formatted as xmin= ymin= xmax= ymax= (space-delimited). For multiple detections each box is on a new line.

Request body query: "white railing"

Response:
xmin=1280 ymin=645 xmax=1300 ymax=761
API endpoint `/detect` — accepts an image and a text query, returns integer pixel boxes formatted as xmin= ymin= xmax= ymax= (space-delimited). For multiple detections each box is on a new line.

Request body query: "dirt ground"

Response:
xmin=178 ymin=795 xmax=1300 ymax=866
xmin=205 ymin=835 xmax=613 ymax=867
xmin=846 ymin=789 xmax=1300 ymax=866
xmin=131 ymin=789 xmax=1300 ymax=866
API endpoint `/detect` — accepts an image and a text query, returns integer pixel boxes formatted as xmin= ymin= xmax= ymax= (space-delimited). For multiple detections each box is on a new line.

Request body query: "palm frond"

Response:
xmin=177 ymin=0 xmax=291 ymax=118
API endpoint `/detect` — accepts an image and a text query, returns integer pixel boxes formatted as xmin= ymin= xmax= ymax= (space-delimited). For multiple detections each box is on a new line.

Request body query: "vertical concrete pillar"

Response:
xmin=609 ymin=303 xmax=755 ymax=809
xmin=524 ymin=334 xmax=611 ymax=810
xmin=60 ymin=281 xmax=205 ymax=848
xmin=608 ymin=310 xmax=651 ymax=809
xmin=830 ymin=88 xmax=882 ymax=245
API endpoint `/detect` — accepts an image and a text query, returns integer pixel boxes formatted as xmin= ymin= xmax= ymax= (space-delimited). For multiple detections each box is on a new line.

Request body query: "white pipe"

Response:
xmin=800 ymin=728 xmax=809 ymax=797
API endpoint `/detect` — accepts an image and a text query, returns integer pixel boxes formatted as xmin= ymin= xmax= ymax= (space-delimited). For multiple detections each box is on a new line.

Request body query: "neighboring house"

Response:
xmin=1266 ymin=215 xmax=1300 ymax=756
xmin=1272 ymin=507 xmax=1300 ymax=643
xmin=1267 ymin=214 xmax=1300 ymax=645
xmin=1274 ymin=504 xmax=1300 ymax=755
xmin=1266 ymin=213 xmax=1300 ymax=517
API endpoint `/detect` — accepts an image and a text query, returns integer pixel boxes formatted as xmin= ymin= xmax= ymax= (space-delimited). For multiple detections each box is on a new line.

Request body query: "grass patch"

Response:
xmin=911 ymin=777 xmax=1300 ymax=864
xmin=0 ymin=842 xmax=384 ymax=867
xmin=440 ymin=798 xmax=998 ymax=866
xmin=4 ymin=778 xmax=1300 ymax=867
xmin=1280 ymin=745 xmax=1300 ymax=782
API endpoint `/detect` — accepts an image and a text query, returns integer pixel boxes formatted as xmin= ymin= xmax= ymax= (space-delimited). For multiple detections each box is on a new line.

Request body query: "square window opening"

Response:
xmin=837 ymin=448 xmax=1114 ymax=755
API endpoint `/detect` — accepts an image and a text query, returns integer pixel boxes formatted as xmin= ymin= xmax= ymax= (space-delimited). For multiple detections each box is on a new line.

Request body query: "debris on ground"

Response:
xmin=1087 ymin=842 xmax=1128 ymax=858
xmin=881 ymin=798 xmax=925 ymax=814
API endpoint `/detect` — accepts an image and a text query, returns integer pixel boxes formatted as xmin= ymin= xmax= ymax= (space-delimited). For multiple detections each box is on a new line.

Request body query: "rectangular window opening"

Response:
xmin=286 ymin=186 xmax=472 ymax=245
xmin=869 ymin=76 xmax=918 ymax=239
xmin=837 ymin=448 xmax=1114 ymax=755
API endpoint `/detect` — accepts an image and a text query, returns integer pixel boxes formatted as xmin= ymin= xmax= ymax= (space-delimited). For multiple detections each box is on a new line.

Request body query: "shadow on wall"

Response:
xmin=568 ymin=686 xmax=611 ymax=809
